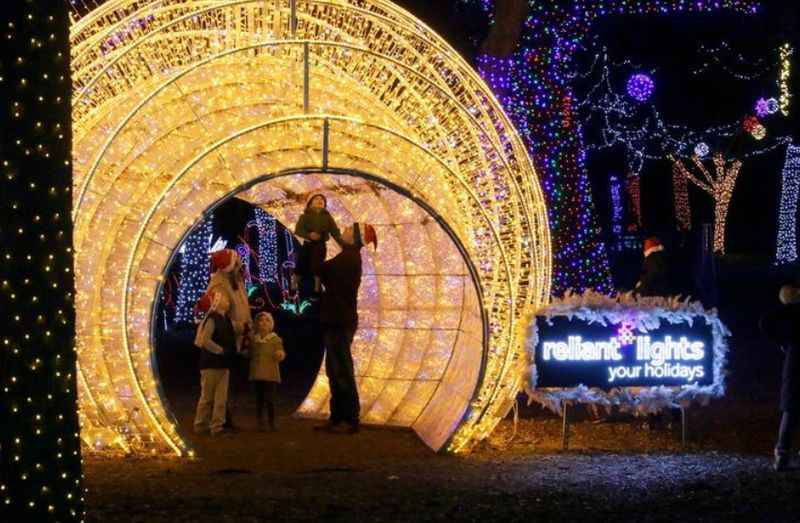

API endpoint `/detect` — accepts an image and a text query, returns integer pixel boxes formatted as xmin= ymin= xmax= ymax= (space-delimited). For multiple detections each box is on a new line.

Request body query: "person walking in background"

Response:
xmin=314 ymin=223 xmax=377 ymax=434
xmin=193 ymin=292 xmax=237 ymax=436
xmin=760 ymin=283 xmax=800 ymax=471
xmin=293 ymin=194 xmax=341 ymax=299
xmin=635 ymin=236 xmax=672 ymax=297
xmin=244 ymin=312 xmax=286 ymax=432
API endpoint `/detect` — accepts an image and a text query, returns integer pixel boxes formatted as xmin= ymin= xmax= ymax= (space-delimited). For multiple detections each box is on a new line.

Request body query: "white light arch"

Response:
xmin=71 ymin=0 xmax=550 ymax=455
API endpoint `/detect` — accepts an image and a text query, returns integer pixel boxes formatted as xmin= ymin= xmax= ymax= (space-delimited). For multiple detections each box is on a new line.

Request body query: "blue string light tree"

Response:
xmin=0 ymin=1 xmax=84 ymax=519
xmin=470 ymin=0 xmax=758 ymax=294
xmin=173 ymin=214 xmax=214 ymax=325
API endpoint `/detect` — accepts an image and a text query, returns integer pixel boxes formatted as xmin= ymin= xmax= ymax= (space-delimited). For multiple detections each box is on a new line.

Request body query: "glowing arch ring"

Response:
xmin=72 ymin=0 xmax=551 ymax=455
xmin=74 ymin=40 xmax=533 ymax=226
xmin=122 ymin=115 xmax=518 ymax=455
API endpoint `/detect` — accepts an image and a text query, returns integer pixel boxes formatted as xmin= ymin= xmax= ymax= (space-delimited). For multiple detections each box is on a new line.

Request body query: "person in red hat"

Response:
xmin=635 ymin=236 xmax=672 ymax=297
xmin=314 ymin=222 xmax=377 ymax=434
xmin=206 ymin=248 xmax=252 ymax=431
xmin=192 ymin=291 xmax=237 ymax=436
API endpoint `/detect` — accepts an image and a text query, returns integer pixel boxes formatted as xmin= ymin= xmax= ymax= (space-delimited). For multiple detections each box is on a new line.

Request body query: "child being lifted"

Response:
xmin=293 ymin=193 xmax=340 ymax=299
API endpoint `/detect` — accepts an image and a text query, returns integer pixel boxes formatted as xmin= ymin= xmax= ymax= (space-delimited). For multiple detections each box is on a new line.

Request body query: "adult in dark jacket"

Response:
xmin=314 ymin=222 xmax=377 ymax=433
xmin=760 ymin=284 xmax=800 ymax=471
xmin=635 ymin=237 xmax=672 ymax=297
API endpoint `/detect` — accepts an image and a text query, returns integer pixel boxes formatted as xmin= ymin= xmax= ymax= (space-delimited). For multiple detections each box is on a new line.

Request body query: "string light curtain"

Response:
xmin=672 ymin=163 xmax=692 ymax=232
xmin=776 ymin=144 xmax=800 ymax=264
xmin=626 ymin=174 xmax=642 ymax=229
xmin=173 ymin=214 xmax=213 ymax=324
xmin=0 ymin=2 xmax=84 ymax=520
xmin=254 ymin=207 xmax=278 ymax=283
xmin=471 ymin=0 xmax=758 ymax=294
xmin=240 ymin=174 xmax=486 ymax=433
xmin=69 ymin=0 xmax=551 ymax=455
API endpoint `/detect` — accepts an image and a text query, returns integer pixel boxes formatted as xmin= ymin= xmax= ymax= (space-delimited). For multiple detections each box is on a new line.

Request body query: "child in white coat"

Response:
xmin=245 ymin=312 xmax=285 ymax=431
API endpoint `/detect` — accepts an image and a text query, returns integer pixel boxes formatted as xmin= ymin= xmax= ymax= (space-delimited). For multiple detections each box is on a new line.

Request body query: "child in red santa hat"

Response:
xmin=193 ymin=291 xmax=237 ymax=436
xmin=206 ymin=248 xmax=253 ymax=431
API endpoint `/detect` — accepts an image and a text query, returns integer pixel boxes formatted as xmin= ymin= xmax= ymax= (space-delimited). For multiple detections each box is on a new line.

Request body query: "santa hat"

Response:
xmin=643 ymin=237 xmax=663 ymax=258
xmin=210 ymin=248 xmax=239 ymax=273
xmin=193 ymin=291 xmax=222 ymax=321
xmin=354 ymin=223 xmax=378 ymax=250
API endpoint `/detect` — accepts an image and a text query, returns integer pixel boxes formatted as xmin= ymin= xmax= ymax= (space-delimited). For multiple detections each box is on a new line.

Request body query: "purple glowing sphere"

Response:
xmin=626 ymin=73 xmax=655 ymax=102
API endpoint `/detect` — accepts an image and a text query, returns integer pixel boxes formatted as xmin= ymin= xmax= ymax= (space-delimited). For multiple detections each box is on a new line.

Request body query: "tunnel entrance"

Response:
xmin=71 ymin=0 xmax=550 ymax=455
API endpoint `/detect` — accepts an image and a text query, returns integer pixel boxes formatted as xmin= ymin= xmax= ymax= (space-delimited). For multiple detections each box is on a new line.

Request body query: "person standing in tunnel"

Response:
xmin=314 ymin=222 xmax=377 ymax=434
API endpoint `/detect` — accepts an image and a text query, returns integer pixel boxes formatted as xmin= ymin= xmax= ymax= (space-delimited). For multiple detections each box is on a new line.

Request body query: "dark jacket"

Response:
xmin=319 ymin=244 xmax=362 ymax=328
xmin=198 ymin=312 xmax=237 ymax=370
xmin=295 ymin=209 xmax=340 ymax=243
xmin=760 ymin=303 xmax=800 ymax=412
xmin=636 ymin=250 xmax=671 ymax=297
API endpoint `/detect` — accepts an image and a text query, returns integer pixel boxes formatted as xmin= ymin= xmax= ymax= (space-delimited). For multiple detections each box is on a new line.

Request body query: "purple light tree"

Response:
xmin=474 ymin=0 xmax=758 ymax=294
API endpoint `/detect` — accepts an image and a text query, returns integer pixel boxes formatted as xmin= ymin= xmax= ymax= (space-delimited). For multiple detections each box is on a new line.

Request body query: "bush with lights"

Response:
xmin=0 ymin=2 xmax=84 ymax=521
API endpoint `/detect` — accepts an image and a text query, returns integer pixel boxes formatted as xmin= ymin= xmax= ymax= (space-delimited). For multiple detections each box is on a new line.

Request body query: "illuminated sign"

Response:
xmin=534 ymin=317 xmax=714 ymax=388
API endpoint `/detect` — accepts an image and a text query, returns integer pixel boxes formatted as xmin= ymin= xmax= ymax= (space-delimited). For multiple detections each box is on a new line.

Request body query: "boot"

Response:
xmin=774 ymin=449 xmax=790 ymax=472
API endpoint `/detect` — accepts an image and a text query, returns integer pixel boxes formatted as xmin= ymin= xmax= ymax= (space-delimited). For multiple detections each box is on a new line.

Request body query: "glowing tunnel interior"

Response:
xmin=70 ymin=0 xmax=551 ymax=455
xmin=236 ymin=171 xmax=484 ymax=446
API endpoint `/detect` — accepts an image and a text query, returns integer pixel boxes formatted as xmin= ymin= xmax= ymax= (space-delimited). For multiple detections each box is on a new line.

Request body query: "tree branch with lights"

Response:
xmin=670 ymin=154 xmax=743 ymax=254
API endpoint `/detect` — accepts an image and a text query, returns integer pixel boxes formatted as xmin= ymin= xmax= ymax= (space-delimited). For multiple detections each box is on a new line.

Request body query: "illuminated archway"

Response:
xmin=71 ymin=0 xmax=550 ymax=455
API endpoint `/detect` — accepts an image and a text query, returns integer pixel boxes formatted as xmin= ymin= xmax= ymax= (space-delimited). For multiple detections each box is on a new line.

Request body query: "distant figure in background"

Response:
xmin=193 ymin=292 xmax=237 ymax=436
xmin=206 ymin=248 xmax=253 ymax=430
xmin=244 ymin=312 xmax=285 ymax=432
xmin=635 ymin=236 xmax=672 ymax=297
xmin=294 ymin=194 xmax=341 ymax=299
xmin=314 ymin=223 xmax=377 ymax=434
xmin=760 ymin=284 xmax=800 ymax=471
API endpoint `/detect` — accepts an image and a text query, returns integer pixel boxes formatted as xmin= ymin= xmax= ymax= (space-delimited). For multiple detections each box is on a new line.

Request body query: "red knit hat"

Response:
xmin=210 ymin=248 xmax=239 ymax=273
xmin=193 ymin=291 xmax=220 ymax=321
xmin=643 ymin=237 xmax=663 ymax=257
xmin=362 ymin=224 xmax=377 ymax=249
xmin=355 ymin=223 xmax=377 ymax=249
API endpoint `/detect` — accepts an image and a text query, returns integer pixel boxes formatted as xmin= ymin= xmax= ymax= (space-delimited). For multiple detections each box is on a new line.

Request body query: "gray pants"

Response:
xmin=194 ymin=369 xmax=229 ymax=434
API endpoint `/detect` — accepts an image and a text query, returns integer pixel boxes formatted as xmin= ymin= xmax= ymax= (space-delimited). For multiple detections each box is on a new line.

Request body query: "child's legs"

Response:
xmin=194 ymin=369 xmax=216 ymax=432
xmin=265 ymin=381 xmax=277 ymax=424
xmin=254 ymin=381 xmax=266 ymax=419
xmin=210 ymin=369 xmax=230 ymax=433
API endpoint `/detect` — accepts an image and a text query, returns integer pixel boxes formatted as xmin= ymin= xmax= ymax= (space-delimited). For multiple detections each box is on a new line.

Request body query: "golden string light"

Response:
xmin=70 ymin=0 xmax=551 ymax=455
xmin=779 ymin=42 xmax=793 ymax=117
xmin=671 ymin=153 xmax=742 ymax=254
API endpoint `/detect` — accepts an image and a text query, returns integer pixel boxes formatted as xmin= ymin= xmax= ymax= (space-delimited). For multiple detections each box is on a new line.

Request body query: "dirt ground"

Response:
xmin=83 ymin=387 xmax=800 ymax=523
xmin=84 ymin=263 xmax=800 ymax=522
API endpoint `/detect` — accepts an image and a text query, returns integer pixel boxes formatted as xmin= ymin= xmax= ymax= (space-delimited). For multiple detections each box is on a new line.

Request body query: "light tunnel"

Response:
xmin=70 ymin=0 xmax=551 ymax=455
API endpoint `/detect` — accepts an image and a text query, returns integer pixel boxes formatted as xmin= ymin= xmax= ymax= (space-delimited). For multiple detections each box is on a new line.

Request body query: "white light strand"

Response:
xmin=255 ymin=207 xmax=278 ymax=283
xmin=173 ymin=214 xmax=213 ymax=324
xmin=776 ymin=144 xmax=800 ymax=264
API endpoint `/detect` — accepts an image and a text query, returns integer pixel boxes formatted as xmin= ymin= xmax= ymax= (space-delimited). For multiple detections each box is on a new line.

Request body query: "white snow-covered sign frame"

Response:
xmin=523 ymin=291 xmax=730 ymax=416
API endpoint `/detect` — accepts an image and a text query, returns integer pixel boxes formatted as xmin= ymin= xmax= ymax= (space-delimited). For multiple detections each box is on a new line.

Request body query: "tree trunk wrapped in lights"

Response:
xmin=671 ymin=154 xmax=743 ymax=254
xmin=671 ymin=162 xmax=692 ymax=232
xmin=475 ymin=0 xmax=757 ymax=294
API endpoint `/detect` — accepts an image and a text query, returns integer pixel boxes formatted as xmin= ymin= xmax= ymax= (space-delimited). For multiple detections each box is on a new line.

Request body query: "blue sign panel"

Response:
xmin=534 ymin=316 xmax=715 ymax=389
